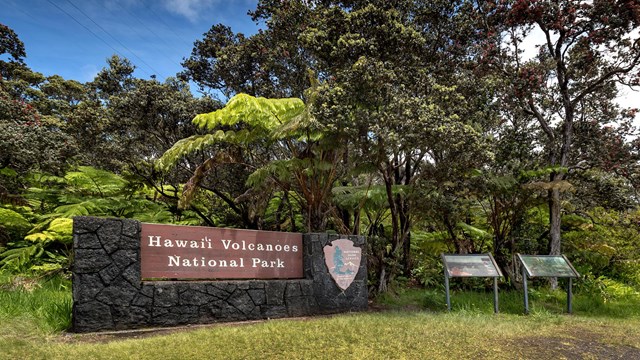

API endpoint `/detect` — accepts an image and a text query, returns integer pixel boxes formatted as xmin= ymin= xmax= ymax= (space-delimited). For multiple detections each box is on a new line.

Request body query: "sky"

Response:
xmin=2 ymin=0 xmax=260 ymax=83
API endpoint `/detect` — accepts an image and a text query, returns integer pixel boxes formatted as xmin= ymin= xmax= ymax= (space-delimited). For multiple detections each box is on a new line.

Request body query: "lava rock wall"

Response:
xmin=72 ymin=217 xmax=367 ymax=332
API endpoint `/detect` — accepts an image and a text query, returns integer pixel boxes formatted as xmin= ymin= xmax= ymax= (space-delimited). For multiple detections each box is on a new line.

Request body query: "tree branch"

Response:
xmin=525 ymin=97 xmax=555 ymax=141
xmin=572 ymin=50 xmax=640 ymax=106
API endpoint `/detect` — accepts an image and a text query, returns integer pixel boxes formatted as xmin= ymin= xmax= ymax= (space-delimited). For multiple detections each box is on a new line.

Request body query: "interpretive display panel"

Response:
xmin=518 ymin=254 xmax=579 ymax=278
xmin=441 ymin=253 xmax=503 ymax=313
xmin=442 ymin=254 xmax=503 ymax=278
xmin=517 ymin=253 xmax=579 ymax=314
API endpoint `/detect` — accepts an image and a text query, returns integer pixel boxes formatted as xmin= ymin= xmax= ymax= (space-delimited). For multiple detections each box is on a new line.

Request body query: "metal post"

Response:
xmin=523 ymin=264 xmax=529 ymax=315
xmin=567 ymin=277 xmax=573 ymax=314
xmin=445 ymin=273 xmax=451 ymax=311
xmin=493 ymin=277 xmax=499 ymax=314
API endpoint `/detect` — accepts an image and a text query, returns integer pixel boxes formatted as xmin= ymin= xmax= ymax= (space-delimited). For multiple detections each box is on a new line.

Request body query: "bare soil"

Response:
xmin=506 ymin=328 xmax=640 ymax=359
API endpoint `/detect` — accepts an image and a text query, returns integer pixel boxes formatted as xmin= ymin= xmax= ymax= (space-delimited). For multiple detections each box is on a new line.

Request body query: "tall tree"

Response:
xmin=179 ymin=0 xmax=500 ymax=290
xmin=0 ymin=23 xmax=26 ymax=81
xmin=305 ymin=1 xmax=498 ymax=287
xmin=481 ymin=0 xmax=640 ymax=270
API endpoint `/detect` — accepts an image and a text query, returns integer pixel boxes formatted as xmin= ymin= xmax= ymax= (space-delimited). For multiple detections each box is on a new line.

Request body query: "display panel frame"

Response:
xmin=441 ymin=253 xmax=503 ymax=278
xmin=518 ymin=254 xmax=580 ymax=278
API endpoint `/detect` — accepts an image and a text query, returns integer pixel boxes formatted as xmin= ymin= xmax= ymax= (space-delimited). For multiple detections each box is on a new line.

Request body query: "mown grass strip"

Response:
xmin=3 ymin=312 xmax=640 ymax=360
xmin=2 ymin=276 xmax=640 ymax=359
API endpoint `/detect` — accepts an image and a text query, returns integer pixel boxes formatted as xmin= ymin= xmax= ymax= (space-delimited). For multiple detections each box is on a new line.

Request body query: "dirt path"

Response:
xmin=506 ymin=328 xmax=640 ymax=359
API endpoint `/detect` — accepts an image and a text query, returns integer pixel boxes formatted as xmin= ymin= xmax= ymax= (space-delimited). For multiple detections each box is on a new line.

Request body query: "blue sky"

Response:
xmin=2 ymin=0 xmax=260 ymax=83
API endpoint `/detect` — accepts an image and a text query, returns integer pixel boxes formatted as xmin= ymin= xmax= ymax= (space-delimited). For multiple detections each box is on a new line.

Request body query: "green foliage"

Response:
xmin=577 ymin=275 xmax=640 ymax=306
xmin=0 ymin=217 xmax=71 ymax=274
xmin=0 ymin=239 xmax=65 ymax=274
xmin=25 ymin=166 xmax=177 ymax=222
xmin=409 ymin=230 xmax=450 ymax=289
xmin=0 ymin=207 xmax=31 ymax=237
xmin=564 ymin=208 xmax=640 ymax=288
xmin=332 ymin=184 xmax=405 ymax=211
xmin=156 ymin=91 xmax=341 ymax=232
xmin=156 ymin=133 xmax=230 ymax=172
xmin=0 ymin=166 xmax=196 ymax=274
xmin=25 ymin=218 xmax=72 ymax=245
xmin=1 ymin=7 xmax=639 ymax=293
xmin=0 ymin=23 xmax=26 ymax=64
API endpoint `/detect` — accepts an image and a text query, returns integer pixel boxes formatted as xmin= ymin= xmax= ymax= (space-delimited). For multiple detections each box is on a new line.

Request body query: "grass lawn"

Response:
xmin=1 ymin=278 xmax=640 ymax=359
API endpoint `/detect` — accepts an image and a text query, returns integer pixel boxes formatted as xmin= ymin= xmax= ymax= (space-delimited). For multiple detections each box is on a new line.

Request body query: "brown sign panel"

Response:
xmin=323 ymin=239 xmax=361 ymax=290
xmin=140 ymin=223 xmax=303 ymax=280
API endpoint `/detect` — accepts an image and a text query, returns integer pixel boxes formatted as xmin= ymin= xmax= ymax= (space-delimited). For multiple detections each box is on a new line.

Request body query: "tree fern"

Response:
xmin=332 ymin=184 xmax=410 ymax=209
xmin=157 ymin=94 xmax=305 ymax=174
xmin=156 ymin=132 xmax=228 ymax=172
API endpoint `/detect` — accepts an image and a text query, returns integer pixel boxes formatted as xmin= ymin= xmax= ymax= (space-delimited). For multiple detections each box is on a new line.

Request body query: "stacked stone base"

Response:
xmin=72 ymin=217 xmax=367 ymax=333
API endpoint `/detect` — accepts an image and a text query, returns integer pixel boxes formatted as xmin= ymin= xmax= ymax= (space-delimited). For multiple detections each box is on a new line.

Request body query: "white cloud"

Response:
xmin=162 ymin=0 xmax=218 ymax=21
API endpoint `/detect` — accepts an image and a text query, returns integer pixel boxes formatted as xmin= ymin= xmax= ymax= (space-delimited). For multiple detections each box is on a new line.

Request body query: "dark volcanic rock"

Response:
xmin=72 ymin=217 xmax=367 ymax=332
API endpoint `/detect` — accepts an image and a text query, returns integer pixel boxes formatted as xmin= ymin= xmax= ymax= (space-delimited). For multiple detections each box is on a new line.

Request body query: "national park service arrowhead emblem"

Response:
xmin=323 ymin=239 xmax=361 ymax=290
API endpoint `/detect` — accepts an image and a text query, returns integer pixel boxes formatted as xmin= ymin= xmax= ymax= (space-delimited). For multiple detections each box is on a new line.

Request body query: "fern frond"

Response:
xmin=64 ymin=166 xmax=127 ymax=196
xmin=456 ymin=222 xmax=491 ymax=240
xmin=193 ymin=93 xmax=305 ymax=131
xmin=52 ymin=198 xmax=117 ymax=217
xmin=332 ymin=185 xmax=389 ymax=209
xmin=53 ymin=203 xmax=92 ymax=217
xmin=156 ymin=132 xmax=226 ymax=172
xmin=246 ymin=160 xmax=298 ymax=188
xmin=0 ymin=208 xmax=31 ymax=232
xmin=411 ymin=230 xmax=450 ymax=255
xmin=24 ymin=218 xmax=72 ymax=245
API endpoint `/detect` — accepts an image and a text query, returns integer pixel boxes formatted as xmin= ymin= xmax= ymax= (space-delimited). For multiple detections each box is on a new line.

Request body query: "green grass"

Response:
xmin=2 ymin=310 xmax=640 ymax=359
xmin=1 ymin=275 xmax=640 ymax=359
xmin=0 ymin=274 xmax=72 ymax=335
xmin=378 ymin=285 xmax=640 ymax=318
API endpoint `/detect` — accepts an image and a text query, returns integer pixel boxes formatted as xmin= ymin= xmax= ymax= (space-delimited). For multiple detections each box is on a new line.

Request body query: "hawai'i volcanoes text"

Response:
xmin=140 ymin=223 xmax=303 ymax=279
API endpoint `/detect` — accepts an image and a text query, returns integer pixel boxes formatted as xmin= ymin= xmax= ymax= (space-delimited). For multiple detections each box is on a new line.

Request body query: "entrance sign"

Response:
xmin=141 ymin=223 xmax=303 ymax=279
xmin=517 ymin=254 xmax=579 ymax=314
xmin=441 ymin=253 xmax=503 ymax=313
xmin=324 ymin=239 xmax=362 ymax=290
xmin=72 ymin=217 xmax=368 ymax=332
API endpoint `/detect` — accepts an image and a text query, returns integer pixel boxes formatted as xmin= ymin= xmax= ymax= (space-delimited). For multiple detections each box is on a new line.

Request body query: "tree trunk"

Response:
xmin=378 ymin=265 xmax=387 ymax=293
xmin=352 ymin=210 xmax=360 ymax=235
xmin=548 ymin=186 xmax=562 ymax=289
xmin=403 ymin=231 xmax=411 ymax=277
xmin=382 ymin=163 xmax=400 ymax=254
xmin=548 ymin=187 xmax=562 ymax=256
